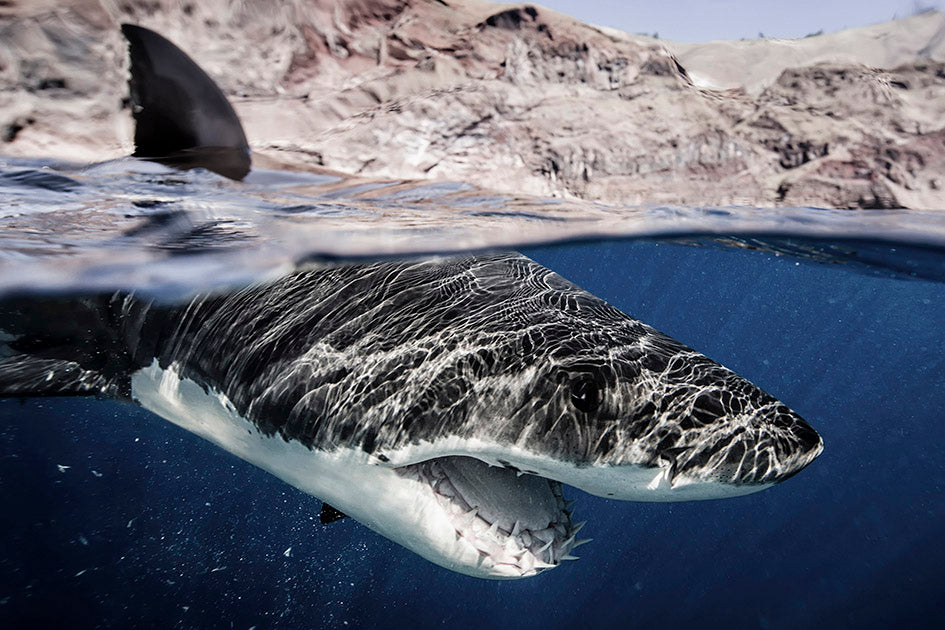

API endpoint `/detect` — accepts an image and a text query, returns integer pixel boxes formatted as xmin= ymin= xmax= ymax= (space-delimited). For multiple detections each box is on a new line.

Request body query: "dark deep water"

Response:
xmin=1 ymin=161 xmax=944 ymax=628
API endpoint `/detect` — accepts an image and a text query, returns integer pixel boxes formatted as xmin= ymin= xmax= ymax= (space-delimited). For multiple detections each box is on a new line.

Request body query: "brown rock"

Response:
xmin=1 ymin=0 xmax=944 ymax=209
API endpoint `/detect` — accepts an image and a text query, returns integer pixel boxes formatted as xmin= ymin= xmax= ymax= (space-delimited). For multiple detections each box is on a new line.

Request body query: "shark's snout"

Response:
xmin=664 ymin=397 xmax=823 ymax=493
xmin=764 ymin=410 xmax=824 ymax=482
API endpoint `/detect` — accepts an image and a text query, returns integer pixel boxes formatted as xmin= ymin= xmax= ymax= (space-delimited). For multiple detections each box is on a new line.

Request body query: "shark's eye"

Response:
xmin=569 ymin=376 xmax=602 ymax=413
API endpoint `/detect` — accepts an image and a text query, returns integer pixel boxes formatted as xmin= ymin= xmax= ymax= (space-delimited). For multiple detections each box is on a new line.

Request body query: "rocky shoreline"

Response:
xmin=1 ymin=0 xmax=944 ymax=209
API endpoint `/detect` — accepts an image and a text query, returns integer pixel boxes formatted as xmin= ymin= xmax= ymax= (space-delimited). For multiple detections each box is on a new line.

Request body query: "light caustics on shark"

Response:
xmin=1 ymin=254 xmax=822 ymax=578
xmin=0 ymin=26 xmax=823 ymax=579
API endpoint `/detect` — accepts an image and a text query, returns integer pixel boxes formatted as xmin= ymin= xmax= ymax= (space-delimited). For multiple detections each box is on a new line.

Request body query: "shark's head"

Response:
xmin=233 ymin=255 xmax=822 ymax=579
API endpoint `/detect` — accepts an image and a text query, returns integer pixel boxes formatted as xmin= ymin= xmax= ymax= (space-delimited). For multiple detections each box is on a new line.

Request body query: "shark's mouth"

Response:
xmin=395 ymin=456 xmax=584 ymax=578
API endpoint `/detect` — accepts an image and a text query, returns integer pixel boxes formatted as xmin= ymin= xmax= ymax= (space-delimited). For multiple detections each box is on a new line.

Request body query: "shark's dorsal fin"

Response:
xmin=319 ymin=503 xmax=348 ymax=524
xmin=121 ymin=24 xmax=251 ymax=180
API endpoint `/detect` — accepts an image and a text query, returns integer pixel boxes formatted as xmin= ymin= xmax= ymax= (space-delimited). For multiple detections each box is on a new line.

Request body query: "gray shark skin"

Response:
xmin=0 ymin=253 xmax=822 ymax=578
xmin=154 ymin=254 xmax=820 ymax=483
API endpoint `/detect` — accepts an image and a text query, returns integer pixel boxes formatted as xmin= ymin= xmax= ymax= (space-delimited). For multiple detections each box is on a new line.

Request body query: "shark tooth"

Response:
xmin=511 ymin=520 xmax=521 ymax=537
xmin=487 ymin=521 xmax=499 ymax=537
xmin=462 ymin=508 xmax=479 ymax=525
xmin=493 ymin=563 xmax=522 ymax=578
xmin=537 ymin=539 xmax=553 ymax=554
xmin=561 ymin=554 xmax=579 ymax=561
xmin=519 ymin=552 xmax=535 ymax=573
xmin=572 ymin=521 xmax=587 ymax=535
xmin=572 ymin=538 xmax=593 ymax=549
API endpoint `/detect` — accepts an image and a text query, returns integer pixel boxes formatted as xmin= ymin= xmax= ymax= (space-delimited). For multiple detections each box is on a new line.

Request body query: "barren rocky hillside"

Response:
xmin=1 ymin=0 xmax=944 ymax=209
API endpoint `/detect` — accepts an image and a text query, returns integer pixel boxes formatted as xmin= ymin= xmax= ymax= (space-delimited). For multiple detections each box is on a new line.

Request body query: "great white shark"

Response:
xmin=0 ymin=25 xmax=822 ymax=579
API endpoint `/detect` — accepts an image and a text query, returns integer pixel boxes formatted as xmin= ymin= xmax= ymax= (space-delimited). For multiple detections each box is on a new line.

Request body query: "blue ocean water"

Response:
xmin=1 ymin=161 xmax=944 ymax=628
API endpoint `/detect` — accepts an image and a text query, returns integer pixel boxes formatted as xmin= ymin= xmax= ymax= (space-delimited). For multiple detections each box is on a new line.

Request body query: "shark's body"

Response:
xmin=0 ymin=254 xmax=822 ymax=578
xmin=0 ymin=25 xmax=822 ymax=579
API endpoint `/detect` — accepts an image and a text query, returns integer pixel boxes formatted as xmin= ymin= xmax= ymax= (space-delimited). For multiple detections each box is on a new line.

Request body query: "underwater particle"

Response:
xmin=57 ymin=464 xmax=70 ymax=472
xmin=91 ymin=470 xmax=103 ymax=477
xmin=75 ymin=569 xmax=86 ymax=577
xmin=78 ymin=535 xmax=89 ymax=546
xmin=283 ymin=547 xmax=292 ymax=557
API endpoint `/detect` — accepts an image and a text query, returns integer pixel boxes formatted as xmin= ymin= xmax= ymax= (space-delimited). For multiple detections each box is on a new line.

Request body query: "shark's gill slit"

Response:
xmin=395 ymin=456 xmax=578 ymax=577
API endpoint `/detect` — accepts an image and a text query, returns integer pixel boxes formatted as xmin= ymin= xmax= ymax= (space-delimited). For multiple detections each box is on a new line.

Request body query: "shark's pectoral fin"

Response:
xmin=319 ymin=503 xmax=348 ymax=525
xmin=0 ymin=293 xmax=157 ymax=401
xmin=0 ymin=356 xmax=118 ymax=399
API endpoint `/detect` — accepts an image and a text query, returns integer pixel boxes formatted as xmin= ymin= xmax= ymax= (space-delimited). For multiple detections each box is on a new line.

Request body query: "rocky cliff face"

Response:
xmin=1 ymin=0 xmax=944 ymax=209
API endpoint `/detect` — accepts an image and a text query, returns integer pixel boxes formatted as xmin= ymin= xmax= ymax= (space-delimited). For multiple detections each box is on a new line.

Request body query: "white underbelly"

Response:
xmin=128 ymin=360 xmax=492 ymax=573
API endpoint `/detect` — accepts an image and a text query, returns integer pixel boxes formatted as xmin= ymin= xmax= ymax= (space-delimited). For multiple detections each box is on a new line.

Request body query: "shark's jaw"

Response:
xmin=393 ymin=456 xmax=583 ymax=578
xmin=392 ymin=457 xmax=581 ymax=578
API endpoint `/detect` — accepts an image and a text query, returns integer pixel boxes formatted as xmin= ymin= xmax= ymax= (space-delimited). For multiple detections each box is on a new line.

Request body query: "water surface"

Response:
xmin=2 ymin=156 xmax=945 ymax=295
xmin=0 ymin=157 xmax=943 ymax=628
